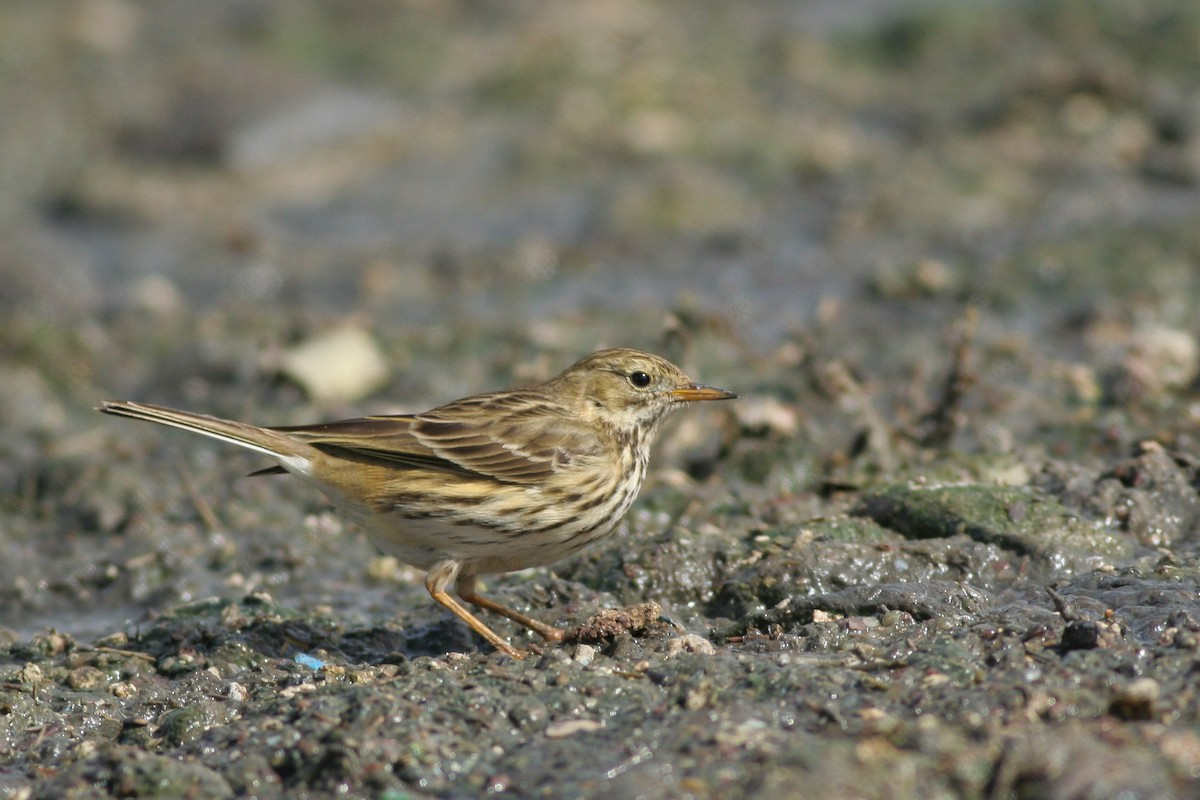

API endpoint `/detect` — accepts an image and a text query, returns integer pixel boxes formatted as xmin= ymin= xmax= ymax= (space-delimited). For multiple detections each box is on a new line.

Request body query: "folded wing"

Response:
xmin=272 ymin=390 xmax=600 ymax=485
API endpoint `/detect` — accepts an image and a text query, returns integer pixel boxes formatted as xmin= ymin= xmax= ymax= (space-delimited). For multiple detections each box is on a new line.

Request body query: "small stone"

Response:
xmin=733 ymin=396 xmax=799 ymax=436
xmin=94 ymin=631 xmax=129 ymax=649
xmin=280 ymin=325 xmax=389 ymax=404
xmin=65 ymin=666 xmax=107 ymax=690
xmin=1115 ymin=325 xmax=1199 ymax=400
xmin=69 ymin=0 xmax=140 ymax=54
xmin=1110 ymin=677 xmax=1160 ymax=720
xmin=158 ymin=705 xmax=213 ymax=746
xmin=130 ymin=274 xmax=183 ymax=315
xmin=572 ymin=644 xmax=598 ymax=666
xmin=111 ymin=681 xmax=139 ymax=699
xmin=544 ymin=718 xmax=604 ymax=739
xmin=366 ymin=555 xmax=404 ymax=583
xmin=19 ymin=663 xmax=44 ymax=684
xmin=664 ymin=634 xmax=716 ymax=657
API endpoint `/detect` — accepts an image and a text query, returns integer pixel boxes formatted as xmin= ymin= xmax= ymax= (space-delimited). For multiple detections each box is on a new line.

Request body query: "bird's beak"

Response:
xmin=670 ymin=383 xmax=738 ymax=402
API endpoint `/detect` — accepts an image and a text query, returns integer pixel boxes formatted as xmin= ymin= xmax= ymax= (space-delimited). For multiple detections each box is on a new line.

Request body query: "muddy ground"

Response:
xmin=3 ymin=1 xmax=1200 ymax=798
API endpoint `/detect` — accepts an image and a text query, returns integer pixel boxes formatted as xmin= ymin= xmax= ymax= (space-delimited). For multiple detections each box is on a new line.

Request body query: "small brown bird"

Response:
xmin=99 ymin=348 xmax=735 ymax=658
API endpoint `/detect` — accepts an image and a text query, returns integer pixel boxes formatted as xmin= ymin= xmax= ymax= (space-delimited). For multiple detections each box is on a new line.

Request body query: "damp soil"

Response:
xmin=4 ymin=2 xmax=1200 ymax=798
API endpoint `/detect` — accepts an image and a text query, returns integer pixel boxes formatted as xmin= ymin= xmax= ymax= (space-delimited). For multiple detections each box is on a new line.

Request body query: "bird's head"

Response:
xmin=548 ymin=348 xmax=736 ymax=437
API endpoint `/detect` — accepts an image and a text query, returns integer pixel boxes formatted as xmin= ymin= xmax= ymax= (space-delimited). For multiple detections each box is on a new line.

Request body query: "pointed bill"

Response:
xmin=669 ymin=383 xmax=738 ymax=402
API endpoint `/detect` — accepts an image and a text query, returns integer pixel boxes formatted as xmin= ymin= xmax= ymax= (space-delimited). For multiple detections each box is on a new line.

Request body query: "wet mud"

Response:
xmin=3 ymin=2 xmax=1200 ymax=798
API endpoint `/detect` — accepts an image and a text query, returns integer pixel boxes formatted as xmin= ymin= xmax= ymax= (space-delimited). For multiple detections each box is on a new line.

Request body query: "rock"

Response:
xmin=1110 ymin=325 xmax=1199 ymax=401
xmin=280 ymin=326 xmax=389 ymax=405
xmin=854 ymin=483 xmax=1135 ymax=573
xmin=229 ymin=89 xmax=407 ymax=170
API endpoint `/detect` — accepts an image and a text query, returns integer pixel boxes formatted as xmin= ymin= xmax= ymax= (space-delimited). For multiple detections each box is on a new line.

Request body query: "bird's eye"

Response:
xmin=629 ymin=371 xmax=651 ymax=388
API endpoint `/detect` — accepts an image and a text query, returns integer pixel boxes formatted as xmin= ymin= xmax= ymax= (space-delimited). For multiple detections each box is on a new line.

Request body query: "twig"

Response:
xmin=176 ymin=462 xmax=223 ymax=532
xmin=914 ymin=307 xmax=978 ymax=448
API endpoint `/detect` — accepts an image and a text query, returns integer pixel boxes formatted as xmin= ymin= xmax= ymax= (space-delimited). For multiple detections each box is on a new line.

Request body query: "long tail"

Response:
xmin=98 ymin=400 xmax=316 ymax=471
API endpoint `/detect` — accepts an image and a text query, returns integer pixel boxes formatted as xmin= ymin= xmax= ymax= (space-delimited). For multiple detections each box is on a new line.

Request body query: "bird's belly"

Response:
xmin=353 ymin=474 xmax=643 ymax=575
xmin=358 ymin=514 xmax=617 ymax=574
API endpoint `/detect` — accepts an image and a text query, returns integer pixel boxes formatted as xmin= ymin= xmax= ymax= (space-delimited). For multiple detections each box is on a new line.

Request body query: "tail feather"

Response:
xmin=98 ymin=400 xmax=314 ymax=469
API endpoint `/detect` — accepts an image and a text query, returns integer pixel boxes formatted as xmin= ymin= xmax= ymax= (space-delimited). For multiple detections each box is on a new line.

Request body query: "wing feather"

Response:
xmin=270 ymin=390 xmax=601 ymax=484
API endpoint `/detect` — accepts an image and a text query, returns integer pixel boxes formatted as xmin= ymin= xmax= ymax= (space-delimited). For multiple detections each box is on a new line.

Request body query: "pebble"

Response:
xmin=281 ymin=326 xmax=389 ymax=404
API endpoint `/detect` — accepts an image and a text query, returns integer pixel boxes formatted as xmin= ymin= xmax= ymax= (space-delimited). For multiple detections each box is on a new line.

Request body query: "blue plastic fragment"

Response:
xmin=294 ymin=653 xmax=326 ymax=671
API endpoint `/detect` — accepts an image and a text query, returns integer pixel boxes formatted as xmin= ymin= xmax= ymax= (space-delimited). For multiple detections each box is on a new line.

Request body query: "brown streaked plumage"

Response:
xmin=98 ymin=348 xmax=736 ymax=658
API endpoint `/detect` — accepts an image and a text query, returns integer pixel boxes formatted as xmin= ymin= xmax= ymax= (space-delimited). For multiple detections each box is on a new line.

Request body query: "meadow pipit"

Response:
xmin=100 ymin=348 xmax=736 ymax=658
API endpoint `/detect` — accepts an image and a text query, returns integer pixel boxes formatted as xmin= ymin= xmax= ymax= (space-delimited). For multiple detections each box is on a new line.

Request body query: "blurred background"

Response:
xmin=3 ymin=0 xmax=1200 ymax=635
xmin=4 ymin=0 xmax=1200 ymax=397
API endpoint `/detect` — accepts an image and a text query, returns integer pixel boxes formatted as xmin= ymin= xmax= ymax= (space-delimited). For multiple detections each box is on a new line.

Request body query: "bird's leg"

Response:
xmin=424 ymin=562 xmax=526 ymax=659
xmin=455 ymin=573 xmax=566 ymax=643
